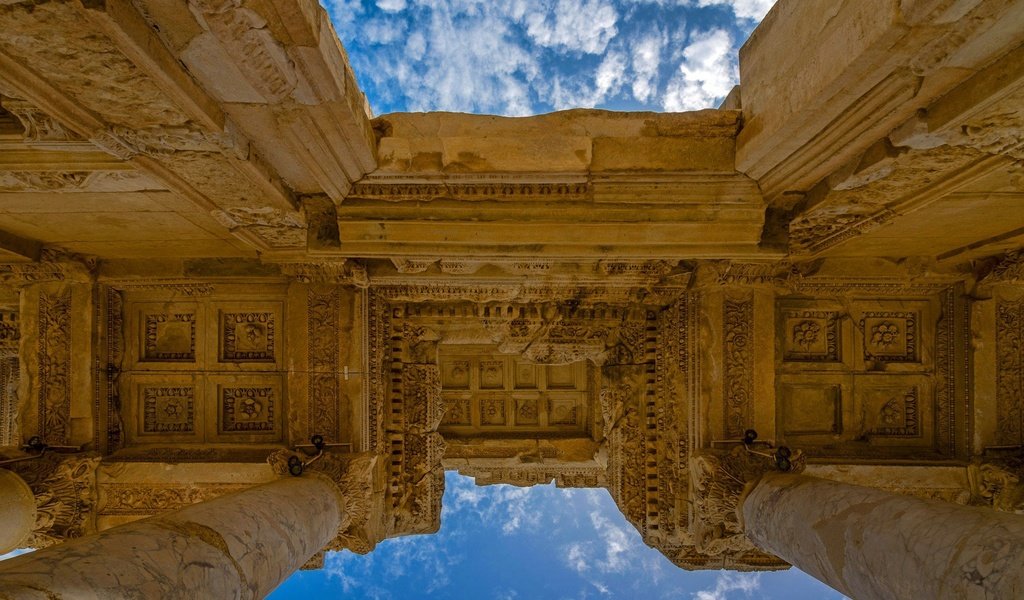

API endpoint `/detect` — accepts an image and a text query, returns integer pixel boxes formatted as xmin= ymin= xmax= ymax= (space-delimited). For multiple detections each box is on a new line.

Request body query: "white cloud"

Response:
xmin=629 ymin=31 xmax=666 ymax=102
xmin=589 ymin=511 xmax=635 ymax=573
xmin=695 ymin=0 xmax=776 ymax=20
xmin=693 ymin=572 xmax=762 ymax=600
xmin=524 ymin=0 xmax=620 ymax=54
xmin=662 ymin=28 xmax=736 ymax=111
xmin=362 ymin=18 xmax=408 ymax=44
xmin=376 ymin=0 xmax=407 ymax=12
xmin=565 ymin=542 xmax=590 ymax=573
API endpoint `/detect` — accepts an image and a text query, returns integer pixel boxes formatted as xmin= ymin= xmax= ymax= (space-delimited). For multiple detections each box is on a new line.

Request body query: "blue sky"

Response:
xmin=270 ymin=471 xmax=844 ymax=600
xmin=321 ymin=0 xmax=777 ymax=115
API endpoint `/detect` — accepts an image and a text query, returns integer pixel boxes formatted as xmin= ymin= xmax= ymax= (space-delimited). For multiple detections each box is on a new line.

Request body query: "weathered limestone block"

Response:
xmin=744 ymin=473 xmax=1024 ymax=600
xmin=0 ymin=476 xmax=341 ymax=600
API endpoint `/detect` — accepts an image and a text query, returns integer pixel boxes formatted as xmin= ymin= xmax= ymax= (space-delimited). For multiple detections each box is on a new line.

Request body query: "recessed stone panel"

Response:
xmin=782 ymin=310 xmax=841 ymax=363
xmin=220 ymin=311 xmax=276 ymax=363
xmin=514 ymin=362 xmax=538 ymax=389
xmin=861 ymin=311 xmax=917 ymax=363
xmin=442 ymin=396 xmax=471 ymax=426
xmin=780 ymin=383 xmax=842 ymax=436
xmin=515 ymin=397 xmax=540 ymax=425
xmin=546 ymin=364 xmax=577 ymax=389
xmin=480 ymin=396 xmax=505 ymax=425
xmin=143 ymin=311 xmax=196 ymax=362
xmin=859 ymin=384 xmax=921 ymax=438
xmin=220 ymin=385 xmax=276 ymax=433
xmin=479 ymin=360 xmax=504 ymax=389
xmin=141 ymin=385 xmax=195 ymax=434
xmin=549 ymin=397 xmax=578 ymax=425
xmin=441 ymin=360 xmax=471 ymax=389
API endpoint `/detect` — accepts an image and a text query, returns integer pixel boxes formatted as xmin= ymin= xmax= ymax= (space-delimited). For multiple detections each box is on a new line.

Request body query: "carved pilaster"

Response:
xmin=723 ymin=295 xmax=754 ymax=439
xmin=0 ymin=310 xmax=18 ymax=446
xmin=96 ymin=287 xmax=123 ymax=454
xmin=38 ymin=291 xmax=72 ymax=445
xmin=996 ymin=299 xmax=1023 ymax=445
xmin=307 ymin=287 xmax=341 ymax=442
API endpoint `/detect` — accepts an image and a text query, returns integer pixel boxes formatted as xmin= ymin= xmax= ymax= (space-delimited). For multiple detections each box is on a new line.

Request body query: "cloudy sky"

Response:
xmin=321 ymin=0 xmax=777 ymax=115
xmin=270 ymin=471 xmax=844 ymax=599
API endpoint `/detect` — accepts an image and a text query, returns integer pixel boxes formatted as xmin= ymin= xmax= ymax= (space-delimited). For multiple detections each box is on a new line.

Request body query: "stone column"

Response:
xmin=743 ymin=473 xmax=1024 ymax=600
xmin=0 ymin=475 xmax=343 ymax=600
xmin=0 ymin=469 xmax=36 ymax=555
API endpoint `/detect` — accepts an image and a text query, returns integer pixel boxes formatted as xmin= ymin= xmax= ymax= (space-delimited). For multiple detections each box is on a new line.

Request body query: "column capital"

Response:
xmin=689 ymin=445 xmax=805 ymax=556
xmin=973 ymin=458 xmax=1024 ymax=513
xmin=2 ymin=451 xmax=100 ymax=548
xmin=268 ymin=450 xmax=381 ymax=553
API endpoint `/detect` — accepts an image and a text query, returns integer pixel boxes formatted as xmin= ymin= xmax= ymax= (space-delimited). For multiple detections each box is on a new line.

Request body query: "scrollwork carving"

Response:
xmin=723 ymin=296 xmax=754 ymax=439
xmin=38 ymin=291 xmax=72 ymax=444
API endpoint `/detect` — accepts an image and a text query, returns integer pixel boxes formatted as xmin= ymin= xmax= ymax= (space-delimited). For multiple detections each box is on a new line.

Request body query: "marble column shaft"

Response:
xmin=0 ymin=475 xmax=343 ymax=600
xmin=743 ymin=473 xmax=1024 ymax=600
xmin=0 ymin=469 xmax=36 ymax=555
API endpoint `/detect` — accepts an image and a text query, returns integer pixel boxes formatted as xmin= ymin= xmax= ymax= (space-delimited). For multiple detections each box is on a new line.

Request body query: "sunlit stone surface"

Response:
xmin=0 ymin=0 xmax=1023 ymax=598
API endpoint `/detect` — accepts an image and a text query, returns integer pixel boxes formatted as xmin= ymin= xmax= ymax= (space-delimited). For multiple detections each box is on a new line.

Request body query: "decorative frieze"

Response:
xmin=98 ymin=482 xmax=250 ymax=516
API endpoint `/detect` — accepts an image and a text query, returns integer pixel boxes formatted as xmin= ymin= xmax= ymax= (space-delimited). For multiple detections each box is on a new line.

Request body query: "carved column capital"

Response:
xmin=3 ymin=452 xmax=101 ymax=548
xmin=268 ymin=450 xmax=381 ymax=553
xmin=972 ymin=459 xmax=1024 ymax=514
xmin=689 ymin=446 xmax=805 ymax=556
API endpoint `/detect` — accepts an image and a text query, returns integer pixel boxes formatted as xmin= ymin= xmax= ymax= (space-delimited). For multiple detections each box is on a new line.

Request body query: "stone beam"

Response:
xmin=737 ymin=0 xmax=1024 ymax=201
xmin=0 ymin=229 xmax=41 ymax=263
xmin=138 ymin=0 xmax=378 ymax=202
xmin=340 ymin=110 xmax=771 ymax=259
xmin=0 ymin=1 xmax=305 ymax=253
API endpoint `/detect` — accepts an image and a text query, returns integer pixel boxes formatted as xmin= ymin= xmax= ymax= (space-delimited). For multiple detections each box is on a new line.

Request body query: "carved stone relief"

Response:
xmin=723 ymin=295 xmax=754 ymax=439
xmin=220 ymin=311 xmax=275 ymax=362
xmin=308 ymin=287 xmax=341 ymax=442
xmin=775 ymin=284 xmax=964 ymax=458
xmin=120 ymin=290 xmax=287 ymax=446
xmin=6 ymin=454 xmax=100 ymax=548
xmin=996 ymin=300 xmax=1023 ymax=445
xmin=38 ymin=291 xmax=72 ymax=445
